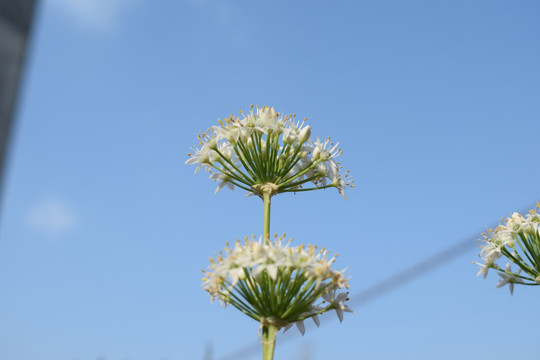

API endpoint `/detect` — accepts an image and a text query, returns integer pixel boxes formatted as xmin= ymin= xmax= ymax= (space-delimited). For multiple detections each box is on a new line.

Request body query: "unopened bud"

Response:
xmin=200 ymin=153 xmax=210 ymax=164
xmin=207 ymin=138 xmax=217 ymax=150
xmin=312 ymin=146 xmax=321 ymax=161
xmin=318 ymin=163 xmax=328 ymax=176
xmin=319 ymin=150 xmax=330 ymax=161
xmin=222 ymin=148 xmax=232 ymax=160
xmin=226 ymin=129 xmax=239 ymax=145
xmin=240 ymin=128 xmax=252 ymax=142
xmin=299 ymin=126 xmax=311 ymax=143
xmin=208 ymin=150 xmax=219 ymax=163
xmin=284 ymin=132 xmax=296 ymax=145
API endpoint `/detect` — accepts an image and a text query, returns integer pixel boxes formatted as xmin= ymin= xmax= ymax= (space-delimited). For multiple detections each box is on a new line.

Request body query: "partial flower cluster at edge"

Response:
xmin=475 ymin=204 xmax=540 ymax=294
xmin=202 ymin=234 xmax=352 ymax=335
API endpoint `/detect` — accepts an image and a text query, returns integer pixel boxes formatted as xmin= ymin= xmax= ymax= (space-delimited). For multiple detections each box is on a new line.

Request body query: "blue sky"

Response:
xmin=1 ymin=0 xmax=540 ymax=359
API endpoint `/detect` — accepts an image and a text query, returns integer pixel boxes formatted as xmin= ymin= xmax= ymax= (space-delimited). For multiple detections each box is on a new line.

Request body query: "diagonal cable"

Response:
xmin=215 ymin=237 xmax=474 ymax=360
xmin=213 ymin=202 xmax=538 ymax=360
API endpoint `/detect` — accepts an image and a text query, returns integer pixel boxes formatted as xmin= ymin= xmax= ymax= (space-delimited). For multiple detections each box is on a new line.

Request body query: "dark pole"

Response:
xmin=0 ymin=0 xmax=38 ymax=209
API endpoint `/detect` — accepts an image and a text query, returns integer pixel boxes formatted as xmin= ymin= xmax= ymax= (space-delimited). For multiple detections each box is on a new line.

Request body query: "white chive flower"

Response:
xmin=322 ymin=289 xmax=353 ymax=323
xmin=186 ymin=106 xmax=353 ymax=199
xmin=475 ymin=203 xmax=540 ymax=293
xmin=201 ymin=234 xmax=352 ymax=334
xmin=496 ymin=263 xmax=524 ymax=295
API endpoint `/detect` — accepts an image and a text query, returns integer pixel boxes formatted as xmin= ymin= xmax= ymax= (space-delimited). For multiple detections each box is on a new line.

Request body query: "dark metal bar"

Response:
xmin=0 ymin=0 xmax=38 ymax=206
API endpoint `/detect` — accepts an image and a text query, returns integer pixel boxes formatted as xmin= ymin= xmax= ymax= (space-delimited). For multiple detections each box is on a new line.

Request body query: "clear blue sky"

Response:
xmin=1 ymin=0 xmax=539 ymax=359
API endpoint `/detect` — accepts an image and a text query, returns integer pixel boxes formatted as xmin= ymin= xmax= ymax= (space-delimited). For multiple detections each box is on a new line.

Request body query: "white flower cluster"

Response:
xmin=202 ymin=234 xmax=352 ymax=334
xmin=186 ymin=106 xmax=353 ymax=198
xmin=475 ymin=205 xmax=540 ymax=294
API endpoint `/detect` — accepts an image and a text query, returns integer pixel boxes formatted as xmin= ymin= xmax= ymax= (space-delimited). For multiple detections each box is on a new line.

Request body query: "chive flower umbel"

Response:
xmin=188 ymin=106 xmax=353 ymax=359
xmin=202 ymin=234 xmax=352 ymax=335
xmin=475 ymin=204 xmax=540 ymax=294
xmin=185 ymin=105 xmax=353 ymax=199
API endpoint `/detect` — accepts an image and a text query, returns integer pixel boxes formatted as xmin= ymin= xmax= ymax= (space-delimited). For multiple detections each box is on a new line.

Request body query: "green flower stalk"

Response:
xmin=188 ymin=106 xmax=353 ymax=359
xmin=475 ymin=203 xmax=540 ymax=294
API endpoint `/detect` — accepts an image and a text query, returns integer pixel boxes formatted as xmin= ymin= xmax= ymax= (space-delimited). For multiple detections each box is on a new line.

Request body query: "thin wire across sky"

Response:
xmin=215 ymin=201 xmax=538 ymax=360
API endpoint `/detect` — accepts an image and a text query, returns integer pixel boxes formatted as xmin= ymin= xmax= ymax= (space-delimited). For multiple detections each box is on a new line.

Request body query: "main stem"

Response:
xmin=263 ymin=191 xmax=271 ymax=245
xmin=262 ymin=324 xmax=277 ymax=360
xmin=262 ymin=191 xmax=275 ymax=359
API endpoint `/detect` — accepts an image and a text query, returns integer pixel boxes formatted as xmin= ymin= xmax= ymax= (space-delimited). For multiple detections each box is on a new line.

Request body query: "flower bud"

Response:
xmin=318 ymin=163 xmax=328 ymax=176
xmin=200 ymin=153 xmax=210 ymax=164
xmin=207 ymin=138 xmax=218 ymax=150
xmin=240 ymin=128 xmax=252 ymax=142
xmin=284 ymin=132 xmax=296 ymax=145
xmin=521 ymin=225 xmax=533 ymax=235
xmin=226 ymin=129 xmax=240 ymax=145
xmin=312 ymin=146 xmax=321 ymax=161
xmin=319 ymin=150 xmax=330 ymax=161
xmin=208 ymin=150 xmax=219 ymax=163
xmin=299 ymin=126 xmax=311 ymax=143
xmin=221 ymin=147 xmax=232 ymax=160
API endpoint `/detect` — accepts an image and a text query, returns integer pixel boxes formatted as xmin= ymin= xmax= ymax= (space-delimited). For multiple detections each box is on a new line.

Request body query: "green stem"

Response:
xmin=274 ymin=139 xmax=308 ymax=183
xmin=279 ymin=159 xmax=324 ymax=186
xmin=214 ymin=149 xmax=253 ymax=184
xmin=279 ymin=173 xmax=323 ymax=190
xmin=263 ymin=191 xmax=271 ymax=245
xmin=280 ymin=184 xmax=335 ymax=193
xmin=262 ymin=324 xmax=278 ymax=360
